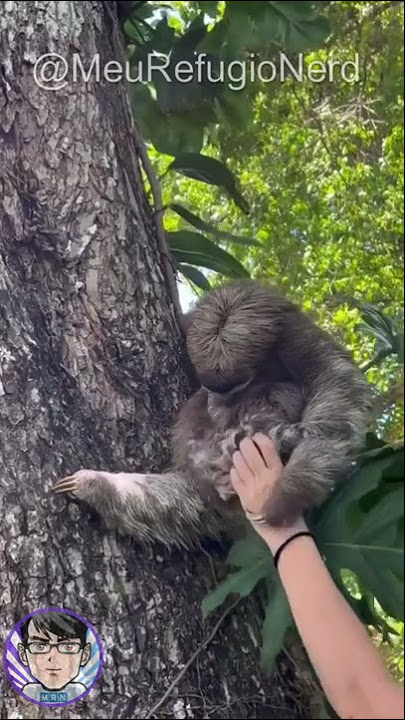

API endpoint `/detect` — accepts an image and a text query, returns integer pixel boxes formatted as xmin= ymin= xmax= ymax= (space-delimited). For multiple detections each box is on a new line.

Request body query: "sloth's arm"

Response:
xmin=52 ymin=469 xmax=224 ymax=548
xmin=262 ymin=314 xmax=373 ymax=526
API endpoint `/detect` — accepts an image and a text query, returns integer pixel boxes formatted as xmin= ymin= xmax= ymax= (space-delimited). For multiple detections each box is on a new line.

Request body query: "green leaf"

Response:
xmin=226 ymin=530 xmax=270 ymax=569
xmin=316 ymin=446 xmax=404 ymax=620
xmin=128 ymin=81 xmax=205 ymax=154
xmin=357 ymin=443 xmax=403 ymax=468
xmin=358 ymin=302 xmax=395 ymax=335
xmin=214 ymin=85 xmax=254 ymax=129
xmin=356 ymin=327 xmax=396 ymax=361
xmin=352 ymin=486 xmax=404 ymax=548
xmin=227 ymin=1 xmax=269 ymax=19
xmin=317 ymin=446 xmax=404 ymax=528
xmin=168 ymin=153 xmax=249 ymax=214
xmin=336 ymin=574 xmax=398 ymax=638
xmin=365 ymin=432 xmax=389 ymax=452
xmin=225 ymin=2 xmax=330 ymax=53
xmin=179 ymin=264 xmax=211 ymax=291
xmin=285 ymin=15 xmax=331 ymax=50
xmin=197 ymin=1 xmax=218 ymax=17
xmin=268 ymin=2 xmax=331 ymax=50
xmin=202 ymin=560 xmax=269 ymax=617
xmin=170 ymin=204 xmax=260 ymax=246
xmin=168 ymin=230 xmax=250 ymax=278
xmin=269 ymin=1 xmax=316 ymax=20
xmin=353 ymin=301 xmax=403 ymax=362
xmin=156 ymin=117 xmax=205 ymax=156
xmin=261 ymin=580 xmax=293 ymax=671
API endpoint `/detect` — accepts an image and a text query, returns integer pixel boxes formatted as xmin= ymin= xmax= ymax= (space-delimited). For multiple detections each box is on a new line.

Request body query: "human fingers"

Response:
xmin=230 ymin=467 xmax=243 ymax=493
xmin=252 ymin=433 xmax=282 ymax=470
xmin=238 ymin=436 xmax=267 ymax=475
xmin=232 ymin=449 xmax=254 ymax=483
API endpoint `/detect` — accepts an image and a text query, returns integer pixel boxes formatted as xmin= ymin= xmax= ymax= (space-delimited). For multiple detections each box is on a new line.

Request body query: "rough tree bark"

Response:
xmin=0 ymin=3 xmax=306 ymax=718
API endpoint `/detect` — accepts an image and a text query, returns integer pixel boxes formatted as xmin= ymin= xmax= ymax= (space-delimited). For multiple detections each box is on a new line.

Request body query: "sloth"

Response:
xmin=53 ymin=280 xmax=372 ymax=548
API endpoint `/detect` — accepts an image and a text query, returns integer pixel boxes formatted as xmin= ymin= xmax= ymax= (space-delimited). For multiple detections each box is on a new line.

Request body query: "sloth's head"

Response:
xmin=184 ymin=280 xmax=290 ymax=395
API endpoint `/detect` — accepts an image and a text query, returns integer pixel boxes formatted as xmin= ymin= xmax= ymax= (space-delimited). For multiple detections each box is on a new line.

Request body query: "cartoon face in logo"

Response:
xmin=4 ymin=608 xmax=103 ymax=707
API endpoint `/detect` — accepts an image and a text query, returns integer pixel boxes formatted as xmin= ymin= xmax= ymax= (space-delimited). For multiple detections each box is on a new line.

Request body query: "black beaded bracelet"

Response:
xmin=273 ymin=531 xmax=314 ymax=570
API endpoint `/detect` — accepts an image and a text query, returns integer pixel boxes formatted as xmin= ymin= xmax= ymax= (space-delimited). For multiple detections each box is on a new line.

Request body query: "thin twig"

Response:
xmin=105 ymin=2 xmax=184 ymax=331
xmin=131 ymin=127 xmax=185 ymax=328
xmin=200 ymin=545 xmax=218 ymax=584
xmin=146 ymin=597 xmax=241 ymax=718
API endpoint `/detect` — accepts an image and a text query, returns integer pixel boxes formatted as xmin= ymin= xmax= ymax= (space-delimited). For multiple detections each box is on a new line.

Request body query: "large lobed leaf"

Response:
xmin=316 ymin=444 xmax=404 ymax=621
xmin=261 ymin=580 xmax=293 ymax=671
xmin=202 ymin=529 xmax=294 ymax=668
xmin=202 ymin=530 xmax=270 ymax=617
xmin=200 ymin=1 xmax=330 ymax=56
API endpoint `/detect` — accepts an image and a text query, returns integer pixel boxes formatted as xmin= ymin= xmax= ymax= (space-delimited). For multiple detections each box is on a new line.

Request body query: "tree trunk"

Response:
xmin=0 ymin=3 xmax=305 ymax=718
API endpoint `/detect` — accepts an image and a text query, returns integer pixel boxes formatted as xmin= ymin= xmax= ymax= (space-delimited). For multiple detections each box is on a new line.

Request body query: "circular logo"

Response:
xmin=3 ymin=607 xmax=103 ymax=708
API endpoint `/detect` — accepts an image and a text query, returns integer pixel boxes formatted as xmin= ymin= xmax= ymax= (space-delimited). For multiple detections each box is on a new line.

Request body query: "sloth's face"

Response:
xmin=199 ymin=370 xmax=254 ymax=396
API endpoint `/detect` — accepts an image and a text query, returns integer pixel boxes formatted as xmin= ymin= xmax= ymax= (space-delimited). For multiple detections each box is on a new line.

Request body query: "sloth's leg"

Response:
xmin=262 ymin=379 xmax=371 ymax=525
xmin=52 ymin=469 xmax=223 ymax=548
xmin=262 ymin=436 xmax=354 ymax=526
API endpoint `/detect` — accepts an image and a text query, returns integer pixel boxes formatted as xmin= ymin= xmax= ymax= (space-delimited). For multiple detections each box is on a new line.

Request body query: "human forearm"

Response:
xmin=258 ymin=524 xmax=403 ymax=719
xmin=231 ymin=435 xmax=403 ymax=720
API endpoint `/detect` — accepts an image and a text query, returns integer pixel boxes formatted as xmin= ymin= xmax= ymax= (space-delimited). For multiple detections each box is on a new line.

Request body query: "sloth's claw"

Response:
xmin=52 ymin=469 xmax=99 ymax=497
xmin=52 ymin=476 xmax=79 ymax=494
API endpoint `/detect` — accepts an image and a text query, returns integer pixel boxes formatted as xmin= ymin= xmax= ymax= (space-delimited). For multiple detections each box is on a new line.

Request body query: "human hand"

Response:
xmin=230 ymin=433 xmax=307 ymax=548
xmin=230 ymin=433 xmax=283 ymax=521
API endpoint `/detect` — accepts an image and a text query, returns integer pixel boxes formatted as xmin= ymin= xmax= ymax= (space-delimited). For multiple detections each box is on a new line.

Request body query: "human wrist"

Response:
xmin=253 ymin=516 xmax=309 ymax=556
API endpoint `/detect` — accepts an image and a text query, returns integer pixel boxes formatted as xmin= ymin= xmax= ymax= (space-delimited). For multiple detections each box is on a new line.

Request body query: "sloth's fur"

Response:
xmin=53 ymin=280 xmax=373 ymax=547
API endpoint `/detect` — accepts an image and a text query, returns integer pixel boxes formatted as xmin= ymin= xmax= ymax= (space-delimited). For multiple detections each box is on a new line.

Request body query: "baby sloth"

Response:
xmin=53 ymin=280 xmax=372 ymax=548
